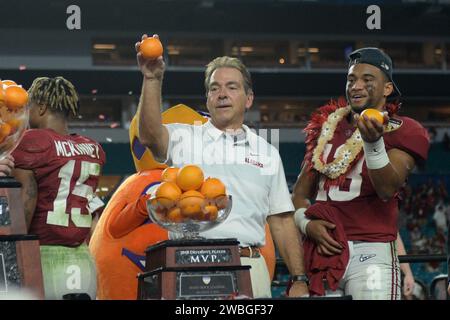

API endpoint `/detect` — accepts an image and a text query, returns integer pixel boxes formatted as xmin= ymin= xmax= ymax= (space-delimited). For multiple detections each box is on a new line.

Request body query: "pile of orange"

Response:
xmin=0 ymin=79 xmax=28 ymax=144
xmin=0 ymin=80 xmax=28 ymax=111
xmin=152 ymin=164 xmax=228 ymax=223
xmin=0 ymin=123 xmax=12 ymax=144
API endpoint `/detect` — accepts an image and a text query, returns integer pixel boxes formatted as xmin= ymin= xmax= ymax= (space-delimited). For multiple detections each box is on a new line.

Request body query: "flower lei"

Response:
xmin=303 ymin=98 xmax=400 ymax=189
xmin=303 ymin=98 xmax=364 ymax=189
xmin=312 ymin=105 xmax=362 ymax=179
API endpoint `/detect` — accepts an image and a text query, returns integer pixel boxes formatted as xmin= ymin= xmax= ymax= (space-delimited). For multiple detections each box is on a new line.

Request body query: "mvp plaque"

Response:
xmin=137 ymin=238 xmax=252 ymax=300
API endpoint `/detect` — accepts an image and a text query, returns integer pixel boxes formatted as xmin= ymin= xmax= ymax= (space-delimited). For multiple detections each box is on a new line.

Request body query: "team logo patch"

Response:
xmin=359 ymin=254 xmax=376 ymax=262
xmin=385 ymin=118 xmax=403 ymax=133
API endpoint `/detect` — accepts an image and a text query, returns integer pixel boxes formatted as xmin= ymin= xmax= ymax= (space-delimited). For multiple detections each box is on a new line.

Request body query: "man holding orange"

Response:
xmin=292 ymin=48 xmax=430 ymax=299
xmin=135 ymin=34 xmax=309 ymax=298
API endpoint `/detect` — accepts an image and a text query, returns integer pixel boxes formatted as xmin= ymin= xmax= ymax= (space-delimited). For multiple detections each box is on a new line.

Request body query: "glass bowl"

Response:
xmin=147 ymin=195 xmax=232 ymax=239
xmin=0 ymin=99 xmax=29 ymax=160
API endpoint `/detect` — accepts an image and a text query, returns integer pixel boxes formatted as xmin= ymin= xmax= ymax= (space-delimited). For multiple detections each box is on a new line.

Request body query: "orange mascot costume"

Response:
xmin=89 ymin=105 xmax=275 ymax=299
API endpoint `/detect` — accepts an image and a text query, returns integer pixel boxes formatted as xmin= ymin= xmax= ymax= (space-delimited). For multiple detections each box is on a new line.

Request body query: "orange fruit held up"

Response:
xmin=0 ymin=123 xmax=12 ymax=144
xmin=176 ymin=165 xmax=204 ymax=191
xmin=4 ymin=86 xmax=28 ymax=111
xmin=140 ymin=37 xmax=163 ymax=60
xmin=178 ymin=190 xmax=205 ymax=219
xmin=155 ymin=181 xmax=182 ymax=209
xmin=200 ymin=177 xmax=226 ymax=199
xmin=360 ymin=108 xmax=384 ymax=125
xmin=161 ymin=167 xmax=179 ymax=183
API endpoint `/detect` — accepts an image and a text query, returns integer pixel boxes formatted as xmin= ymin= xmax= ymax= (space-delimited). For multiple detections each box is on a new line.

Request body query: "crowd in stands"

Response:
xmin=275 ymin=177 xmax=450 ymax=299
xmin=398 ymin=178 xmax=449 ymax=297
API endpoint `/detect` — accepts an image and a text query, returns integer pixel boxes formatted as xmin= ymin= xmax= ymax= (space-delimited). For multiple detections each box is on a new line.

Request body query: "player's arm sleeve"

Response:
xmin=268 ymin=149 xmax=295 ymax=216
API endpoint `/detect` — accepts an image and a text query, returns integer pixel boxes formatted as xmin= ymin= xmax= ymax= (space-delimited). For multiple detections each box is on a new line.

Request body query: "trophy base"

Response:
xmin=0 ymin=234 xmax=44 ymax=299
xmin=138 ymin=265 xmax=252 ymax=300
xmin=139 ymin=238 xmax=253 ymax=299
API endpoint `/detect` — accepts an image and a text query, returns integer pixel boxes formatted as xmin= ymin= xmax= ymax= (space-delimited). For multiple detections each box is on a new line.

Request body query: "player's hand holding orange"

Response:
xmin=135 ymin=34 xmax=165 ymax=81
xmin=355 ymin=108 xmax=388 ymax=142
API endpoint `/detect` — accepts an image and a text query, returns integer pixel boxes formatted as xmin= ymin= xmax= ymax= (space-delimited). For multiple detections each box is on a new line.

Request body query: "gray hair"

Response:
xmin=204 ymin=56 xmax=253 ymax=94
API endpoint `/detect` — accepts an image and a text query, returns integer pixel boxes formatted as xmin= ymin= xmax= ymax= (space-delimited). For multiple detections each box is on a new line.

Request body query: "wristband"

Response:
xmin=363 ymin=137 xmax=390 ymax=170
xmin=289 ymin=274 xmax=310 ymax=285
xmin=294 ymin=208 xmax=311 ymax=235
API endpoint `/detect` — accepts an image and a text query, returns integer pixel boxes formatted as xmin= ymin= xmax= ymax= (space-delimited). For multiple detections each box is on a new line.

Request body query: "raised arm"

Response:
xmin=356 ymin=114 xmax=415 ymax=201
xmin=368 ymin=148 xmax=415 ymax=201
xmin=135 ymin=34 xmax=169 ymax=161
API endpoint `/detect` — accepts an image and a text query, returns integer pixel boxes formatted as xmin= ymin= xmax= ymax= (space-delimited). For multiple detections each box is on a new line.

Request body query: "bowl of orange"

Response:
xmin=147 ymin=165 xmax=232 ymax=239
xmin=0 ymin=80 xmax=29 ymax=160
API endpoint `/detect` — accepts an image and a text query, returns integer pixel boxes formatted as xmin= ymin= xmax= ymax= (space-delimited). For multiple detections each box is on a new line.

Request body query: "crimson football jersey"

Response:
xmin=12 ymin=129 xmax=106 ymax=246
xmin=314 ymin=116 xmax=429 ymax=242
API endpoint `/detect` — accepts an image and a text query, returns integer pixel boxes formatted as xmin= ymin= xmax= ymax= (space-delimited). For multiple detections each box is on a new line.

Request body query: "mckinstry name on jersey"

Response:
xmin=54 ymin=140 xmax=101 ymax=159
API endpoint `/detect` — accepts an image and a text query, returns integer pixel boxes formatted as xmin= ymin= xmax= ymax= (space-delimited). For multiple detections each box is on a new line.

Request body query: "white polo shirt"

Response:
xmin=163 ymin=120 xmax=294 ymax=246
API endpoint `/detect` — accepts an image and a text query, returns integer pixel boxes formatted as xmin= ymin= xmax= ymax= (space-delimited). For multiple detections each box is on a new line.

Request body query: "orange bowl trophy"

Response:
xmin=0 ymin=80 xmax=29 ymax=161
xmin=0 ymin=80 xmax=44 ymax=300
xmin=139 ymin=164 xmax=253 ymax=300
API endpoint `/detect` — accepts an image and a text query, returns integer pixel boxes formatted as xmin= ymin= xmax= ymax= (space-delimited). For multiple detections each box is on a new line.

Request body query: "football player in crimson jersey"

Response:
xmin=11 ymin=77 xmax=106 ymax=299
xmin=292 ymin=48 xmax=430 ymax=299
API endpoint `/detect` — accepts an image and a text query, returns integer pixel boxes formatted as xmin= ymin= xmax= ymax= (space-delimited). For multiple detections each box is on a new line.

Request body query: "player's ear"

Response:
xmin=38 ymin=104 xmax=48 ymax=116
xmin=384 ymin=82 xmax=393 ymax=97
xmin=245 ymin=89 xmax=254 ymax=110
